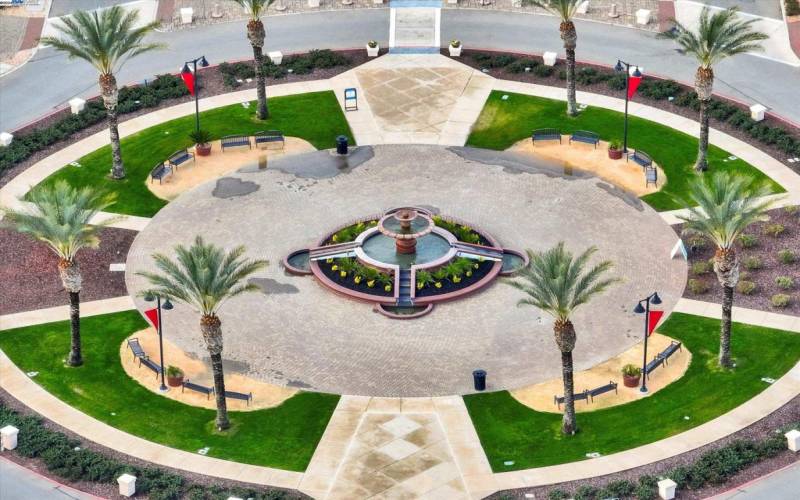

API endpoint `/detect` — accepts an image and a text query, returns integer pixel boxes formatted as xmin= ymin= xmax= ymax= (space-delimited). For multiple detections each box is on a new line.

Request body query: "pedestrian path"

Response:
xmin=673 ymin=297 xmax=800 ymax=333
xmin=0 ymin=296 xmax=135 ymax=331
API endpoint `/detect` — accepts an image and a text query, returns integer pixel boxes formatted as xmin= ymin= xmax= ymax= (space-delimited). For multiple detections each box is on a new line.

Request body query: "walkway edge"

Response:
xmin=0 ymin=296 xmax=136 ymax=331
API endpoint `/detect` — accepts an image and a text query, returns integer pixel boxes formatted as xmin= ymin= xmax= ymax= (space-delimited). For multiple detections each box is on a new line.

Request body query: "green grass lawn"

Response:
xmin=464 ymin=312 xmax=800 ymax=471
xmin=466 ymin=92 xmax=784 ymax=211
xmin=34 ymin=91 xmax=353 ymax=217
xmin=0 ymin=311 xmax=339 ymax=471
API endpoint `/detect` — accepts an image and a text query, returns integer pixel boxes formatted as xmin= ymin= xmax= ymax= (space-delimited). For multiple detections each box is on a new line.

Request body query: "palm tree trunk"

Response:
xmin=210 ymin=351 xmax=230 ymax=430
xmin=100 ymin=73 xmax=125 ymax=179
xmin=67 ymin=291 xmax=82 ymax=366
xmin=565 ymin=47 xmax=578 ymax=116
xmin=560 ymin=351 xmax=577 ymax=435
xmin=696 ymin=98 xmax=710 ymax=172
xmin=719 ymin=284 xmax=734 ymax=368
xmin=253 ymin=45 xmax=269 ymax=120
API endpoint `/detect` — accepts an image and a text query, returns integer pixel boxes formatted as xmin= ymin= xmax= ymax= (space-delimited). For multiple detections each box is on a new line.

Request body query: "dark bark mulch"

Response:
xmin=0 ymin=227 xmax=136 ymax=315
xmin=415 ymin=259 xmax=494 ymax=297
xmin=678 ymin=206 xmax=800 ymax=316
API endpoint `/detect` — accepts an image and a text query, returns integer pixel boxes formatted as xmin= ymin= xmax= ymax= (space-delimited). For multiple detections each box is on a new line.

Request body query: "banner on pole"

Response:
xmin=648 ymin=310 xmax=664 ymax=336
xmin=181 ymin=70 xmax=195 ymax=96
xmin=144 ymin=308 xmax=159 ymax=330
xmin=627 ymin=75 xmax=642 ymax=99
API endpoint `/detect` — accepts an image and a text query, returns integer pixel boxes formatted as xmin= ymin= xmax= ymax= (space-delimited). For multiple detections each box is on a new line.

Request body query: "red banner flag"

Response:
xmin=180 ymin=69 xmax=195 ymax=96
xmin=144 ymin=308 xmax=159 ymax=330
xmin=648 ymin=310 xmax=664 ymax=336
xmin=627 ymin=75 xmax=642 ymax=99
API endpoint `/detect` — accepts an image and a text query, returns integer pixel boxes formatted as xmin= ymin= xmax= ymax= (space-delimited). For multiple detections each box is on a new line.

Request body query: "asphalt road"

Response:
xmin=1 ymin=9 xmax=798 ymax=132
xmin=711 ymin=461 xmax=800 ymax=500
xmin=0 ymin=457 xmax=97 ymax=500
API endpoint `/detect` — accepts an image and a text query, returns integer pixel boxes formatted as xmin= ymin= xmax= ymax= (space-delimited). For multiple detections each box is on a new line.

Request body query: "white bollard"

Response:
xmin=227 ymin=497 xmax=244 ymax=500
xmin=750 ymin=104 xmax=767 ymax=122
xmin=308 ymin=0 xmax=320 ymax=7
xmin=786 ymin=429 xmax=800 ymax=452
xmin=543 ymin=52 xmax=557 ymax=66
xmin=180 ymin=7 xmax=193 ymax=24
xmin=608 ymin=3 xmax=619 ymax=18
xmin=576 ymin=0 xmax=589 ymax=14
xmin=1 ymin=426 xmax=19 ymax=450
xmin=268 ymin=51 xmax=283 ymax=65
xmin=117 ymin=474 xmax=137 ymax=497
xmin=636 ymin=9 xmax=652 ymax=25
xmin=0 ymin=132 xmax=13 ymax=147
xmin=68 ymin=97 xmax=86 ymax=115
xmin=657 ymin=478 xmax=677 ymax=500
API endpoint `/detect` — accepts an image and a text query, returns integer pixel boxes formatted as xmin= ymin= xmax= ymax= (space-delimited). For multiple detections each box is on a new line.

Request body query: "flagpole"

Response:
xmin=634 ymin=291 xmax=662 ymax=394
xmin=615 ymin=60 xmax=642 ymax=154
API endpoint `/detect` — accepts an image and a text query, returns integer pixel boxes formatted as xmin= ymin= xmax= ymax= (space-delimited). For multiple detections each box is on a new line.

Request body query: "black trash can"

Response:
xmin=336 ymin=135 xmax=349 ymax=155
xmin=472 ymin=369 xmax=487 ymax=391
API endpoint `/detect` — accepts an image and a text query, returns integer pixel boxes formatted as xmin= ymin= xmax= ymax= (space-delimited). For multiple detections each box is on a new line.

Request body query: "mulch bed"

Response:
xmin=678 ymin=206 xmax=800 ymax=317
xmin=0 ymin=227 xmax=136 ymax=316
xmin=415 ymin=259 xmax=494 ymax=297
xmin=488 ymin=395 xmax=800 ymax=500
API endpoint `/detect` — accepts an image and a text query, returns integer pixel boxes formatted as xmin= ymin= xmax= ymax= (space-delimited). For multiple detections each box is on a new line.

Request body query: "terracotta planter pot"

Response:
xmin=608 ymin=148 xmax=623 ymax=160
xmin=195 ymin=143 xmax=212 ymax=156
xmin=623 ymin=373 xmax=641 ymax=388
xmin=167 ymin=374 xmax=184 ymax=387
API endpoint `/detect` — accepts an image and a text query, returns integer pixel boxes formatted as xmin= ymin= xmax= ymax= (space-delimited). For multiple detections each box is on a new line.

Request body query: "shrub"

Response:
xmin=736 ymin=280 xmax=756 ymax=295
xmin=548 ymin=489 xmax=570 ymax=500
xmin=622 ymin=363 xmax=641 ymax=376
xmin=738 ymin=233 xmax=759 ymax=248
xmin=771 ymin=294 xmax=791 ymax=307
xmin=574 ymin=485 xmax=598 ymax=500
xmin=691 ymin=261 xmax=711 ymax=275
xmin=776 ymin=276 xmax=794 ymax=290
xmin=635 ymin=475 xmax=658 ymax=500
xmin=687 ymin=235 xmax=708 ymax=252
xmin=606 ymin=73 xmax=627 ymax=90
xmin=507 ymin=58 xmax=539 ymax=73
xmin=743 ymin=256 xmax=763 ymax=270
xmin=637 ymin=79 xmax=681 ymax=100
xmin=674 ymin=91 xmax=700 ymax=110
xmin=575 ymin=67 xmax=611 ymax=85
xmin=533 ymin=64 xmax=555 ymax=77
xmin=778 ymin=249 xmax=797 ymax=264
xmin=308 ymin=49 xmax=350 ymax=68
xmin=764 ymin=223 xmax=785 ymax=237
xmin=784 ymin=205 xmax=799 ymax=215
xmin=491 ymin=54 xmax=517 ymax=68
xmin=688 ymin=279 xmax=709 ymax=295
xmin=787 ymin=0 xmax=800 ymax=17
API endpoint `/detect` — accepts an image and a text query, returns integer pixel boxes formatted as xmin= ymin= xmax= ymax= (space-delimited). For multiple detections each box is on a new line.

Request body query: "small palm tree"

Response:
xmin=231 ymin=0 xmax=275 ymax=120
xmin=137 ymin=237 xmax=267 ymax=430
xmin=659 ymin=7 xmax=767 ymax=171
xmin=505 ymin=242 xmax=617 ymax=434
xmin=524 ymin=0 xmax=582 ymax=116
xmin=40 ymin=7 xmax=163 ymax=180
xmin=1 ymin=181 xmax=117 ymax=366
xmin=678 ymin=172 xmax=775 ymax=367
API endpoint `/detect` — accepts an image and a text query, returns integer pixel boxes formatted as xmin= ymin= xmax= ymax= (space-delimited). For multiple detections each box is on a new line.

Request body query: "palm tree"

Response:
xmin=137 ymin=236 xmax=267 ymax=430
xmin=524 ymin=0 xmax=582 ymax=116
xmin=505 ymin=242 xmax=617 ymax=434
xmin=678 ymin=172 xmax=775 ymax=367
xmin=231 ymin=0 xmax=275 ymax=120
xmin=659 ymin=7 xmax=767 ymax=172
xmin=1 ymin=181 xmax=117 ymax=366
xmin=40 ymin=7 xmax=163 ymax=180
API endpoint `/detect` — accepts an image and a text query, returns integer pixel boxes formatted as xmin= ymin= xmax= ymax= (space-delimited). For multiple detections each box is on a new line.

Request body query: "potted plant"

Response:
xmin=189 ymin=129 xmax=213 ymax=156
xmin=621 ymin=363 xmax=641 ymax=388
xmin=166 ymin=365 xmax=184 ymax=387
xmin=366 ymin=40 xmax=379 ymax=58
xmin=608 ymin=139 xmax=623 ymax=160
xmin=449 ymin=39 xmax=462 ymax=57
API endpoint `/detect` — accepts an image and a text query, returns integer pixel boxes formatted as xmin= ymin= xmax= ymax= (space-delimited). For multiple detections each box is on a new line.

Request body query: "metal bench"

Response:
xmin=627 ymin=149 xmax=653 ymax=169
xmin=644 ymin=356 xmax=665 ymax=378
xmin=532 ymin=128 xmax=562 ymax=145
xmin=569 ymin=130 xmax=600 ymax=148
xmin=138 ymin=357 xmax=162 ymax=378
xmin=254 ymin=130 xmax=284 ymax=150
xmin=554 ymin=389 xmax=589 ymax=408
xmin=150 ymin=163 xmax=173 ymax=184
xmin=658 ymin=340 xmax=682 ymax=365
xmin=182 ymin=379 xmax=214 ymax=399
xmin=588 ymin=381 xmax=618 ymax=402
xmin=221 ymin=134 xmax=251 ymax=152
xmin=126 ymin=337 xmax=146 ymax=361
xmin=167 ymin=149 xmax=194 ymax=169
xmin=224 ymin=390 xmax=253 ymax=405
xmin=645 ymin=166 xmax=658 ymax=187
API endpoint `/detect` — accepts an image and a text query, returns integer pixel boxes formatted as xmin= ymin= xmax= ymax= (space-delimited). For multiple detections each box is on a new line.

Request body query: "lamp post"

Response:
xmin=144 ymin=293 xmax=174 ymax=392
xmin=181 ymin=56 xmax=210 ymax=132
xmin=614 ymin=60 xmax=641 ymax=154
xmin=633 ymin=291 xmax=661 ymax=393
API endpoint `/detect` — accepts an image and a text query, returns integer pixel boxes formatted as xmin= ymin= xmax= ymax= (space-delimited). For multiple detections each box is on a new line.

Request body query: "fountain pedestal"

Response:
xmin=396 ymin=238 xmax=417 ymax=254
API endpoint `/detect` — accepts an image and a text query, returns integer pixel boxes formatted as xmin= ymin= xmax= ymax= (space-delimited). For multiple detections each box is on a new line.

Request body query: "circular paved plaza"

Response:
xmin=126 ymin=145 xmax=686 ymax=396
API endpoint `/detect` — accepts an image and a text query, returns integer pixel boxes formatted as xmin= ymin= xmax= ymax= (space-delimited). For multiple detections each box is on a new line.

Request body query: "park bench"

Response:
xmin=627 ymin=149 xmax=653 ymax=169
xmin=181 ymin=379 xmax=214 ymax=399
xmin=644 ymin=355 xmax=665 ymax=378
xmin=224 ymin=390 xmax=253 ymax=406
xmin=532 ymin=128 xmax=562 ymax=145
xmin=167 ymin=149 xmax=195 ymax=169
xmin=658 ymin=340 xmax=682 ymax=365
xmin=126 ymin=337 xmax=146 ymax=361
xmin=569 ymin=130 xmax=600 ymax=148
xmin=588 ymin=381 xmax=618 ymax=402
xmin=645 ymin=166 xmax=658 ymax=187
xmin=554 ymin=389 xmax=589 ymax=408
xmin=254 ymin=130 xmax=285 ymax=150
xmin=221 ymin=134 xmax=251 ymax=152
xmin=138 ymin=357 xmax=162 ymax=378
xmin=150 ymin=163 xmax=173 ymax=184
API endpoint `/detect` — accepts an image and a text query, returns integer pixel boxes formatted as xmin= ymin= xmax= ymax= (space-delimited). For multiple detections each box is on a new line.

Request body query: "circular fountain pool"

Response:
xmin=361 ymin=233 xmax=451 ymax=268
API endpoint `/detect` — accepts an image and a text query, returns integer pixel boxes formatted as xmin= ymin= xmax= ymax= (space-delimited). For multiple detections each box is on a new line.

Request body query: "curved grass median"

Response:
xmin=466 ymin=92 xmax=783 ymax=211
xmin=0 ymin=310 xmax=339 ymax=471
xmin=33 ymin=91 xmax=353 ymax=217
xmin=464 ymin=312 xmax=800 ymax=471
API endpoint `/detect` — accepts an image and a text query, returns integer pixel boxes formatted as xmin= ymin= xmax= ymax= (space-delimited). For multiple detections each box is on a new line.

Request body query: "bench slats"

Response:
xmin=224 ymin=390 xmax=253 ymax=405
xmin=532 ymin=128 xmax=562 ymax=145
xmin=221 ymin=135 xmax=252 ymax=152
xmin=126 ymin=338 xmax=146 ymax=359
xmin=182 ymin=379 xmax=214 ymax=399
xmin=139 ymin=357 xmax=162 ymax=377
xmin=168 ymin=149 xmax=195 ymax=168
xmin=569 ymin=130 xmax=600 ymax=148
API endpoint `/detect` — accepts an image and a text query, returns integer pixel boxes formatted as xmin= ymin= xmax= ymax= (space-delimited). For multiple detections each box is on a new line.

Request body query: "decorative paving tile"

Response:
xmin=378 ymin=439 xmax=422 ymax=461
xmin=380 ymin=415 xmax=423 ymax=437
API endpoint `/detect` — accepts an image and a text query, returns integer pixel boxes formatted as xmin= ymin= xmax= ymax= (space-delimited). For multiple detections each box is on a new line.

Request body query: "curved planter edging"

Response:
xmin=498 ymin=248 xmax=530 ymax=277
xmin=282 ymin=249 xmax=313 ymax=276
xmin=375 ymin=303 xmax=435 ymax=319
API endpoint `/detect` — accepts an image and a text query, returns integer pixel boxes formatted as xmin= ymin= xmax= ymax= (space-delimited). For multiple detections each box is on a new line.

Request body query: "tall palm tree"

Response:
xmin=659 ymin=7 xmax=767 ymax=172
xmin=137 ymin=237 xmax=267 ymax=430
xmin=678 ymin=172 xmax=775 ymax=367
xmin=505 ymin=242 xmax=617 ymax=434
xmin=1 ymin=181 xmax=117 ymax=366
xmin=525 ymin=0 xmax=582 ymax=116
xmin=231 ymin=0 xmax=275 ymax=120
xmin=40 ymin=7 xmax=163 ymax=180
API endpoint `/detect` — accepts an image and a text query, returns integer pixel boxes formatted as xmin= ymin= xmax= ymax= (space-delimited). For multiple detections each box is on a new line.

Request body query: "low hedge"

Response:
xmin=219 ymin=49 xmax=350 ymax=88
xmin=787 ymin=0 xmax=800 ymax=16
xmin=0 ymin=403 xmax=302 ymax=500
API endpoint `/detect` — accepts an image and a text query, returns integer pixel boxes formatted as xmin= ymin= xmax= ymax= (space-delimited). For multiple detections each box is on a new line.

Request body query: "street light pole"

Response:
xmin=181 ymin=56 xmax=209 ymax=133
xmin=145 ymin=294 xmax=173 ymax=392
xmin=614 ymin=60 xmax=641 ymax=154
xmin=634 ymin=291 xmax=661 ymax=393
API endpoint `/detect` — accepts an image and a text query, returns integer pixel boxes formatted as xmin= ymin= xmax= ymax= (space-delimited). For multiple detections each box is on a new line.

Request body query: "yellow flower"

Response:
xmin=354 ymin=276 xmax=362 ymax=284
xmin=473 ymin=263 xmax=479 ymax=269
xmin=453 ymin=276 xmax=461 ymax=283
xmin=466 ymin=270 xmax=473 ymax=277
xmin=340 ymin=271 xmax=347 ymax=278
xmin=367 ymin=280 xmax=375 ymax=287
xmin=326 ymin=258 xmax=333 ymax=264
xmin=417 ymin=282 xmax=424 ymax=289
xmin=384 ymin=284 xmax=392 ymax=292
xmin=435 ymin=282 xmax=442 ymax=288
xmin=331 ymin=265 xmax=338 ymax=271
xmin=332 ymin=234 xmax=338 ymax=242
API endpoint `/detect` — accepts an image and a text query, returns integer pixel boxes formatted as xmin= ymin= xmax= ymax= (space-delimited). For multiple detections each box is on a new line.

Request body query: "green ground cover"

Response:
xmin=0 ymin=311 xmax=339 ymax=471
xmin=464 ymin=312 xmax=800 ymax=471
xmin=466 ymin=92 xmax=784 ymax=211
xmin=33 ymin=91 xmax=353 ymax=217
